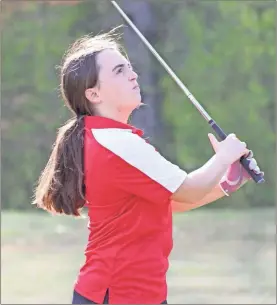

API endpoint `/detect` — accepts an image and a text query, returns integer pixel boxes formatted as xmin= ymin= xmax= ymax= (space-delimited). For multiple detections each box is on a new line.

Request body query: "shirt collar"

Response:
xmin=84 ymin=115 xmax=144 ymax=137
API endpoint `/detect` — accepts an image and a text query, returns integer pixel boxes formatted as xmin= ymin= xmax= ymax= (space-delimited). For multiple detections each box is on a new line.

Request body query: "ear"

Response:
xmin=85 ymin=88 xmax=101 ymax=104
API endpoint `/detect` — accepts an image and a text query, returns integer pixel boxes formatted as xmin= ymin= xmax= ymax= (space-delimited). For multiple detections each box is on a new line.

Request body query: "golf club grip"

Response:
xmin=209 ymin=119 xmax=227 ymax=140
xmin=208 ymin=120 xmax=264 ymax=184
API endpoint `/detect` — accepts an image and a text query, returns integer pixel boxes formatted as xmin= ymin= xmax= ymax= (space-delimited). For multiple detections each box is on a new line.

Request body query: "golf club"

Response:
xmin=110 ymin=0 xmax=265 ymax=184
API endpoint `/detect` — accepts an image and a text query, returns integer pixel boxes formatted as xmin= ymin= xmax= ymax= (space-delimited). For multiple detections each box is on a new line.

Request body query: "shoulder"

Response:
xmin=90 ymin=128 xmax=187 ymax=195
xmin=91 ymin=128 xmax=156 ymax=158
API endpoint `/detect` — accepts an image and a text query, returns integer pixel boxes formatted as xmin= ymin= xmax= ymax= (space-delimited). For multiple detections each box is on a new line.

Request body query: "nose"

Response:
xmin=128 ymin=69 xmax=138 ymax=81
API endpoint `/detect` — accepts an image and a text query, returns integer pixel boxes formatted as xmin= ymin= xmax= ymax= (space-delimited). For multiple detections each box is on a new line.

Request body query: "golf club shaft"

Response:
xmin=110 ymin=0 xmax=264 ymax=184
xmin=111 ymin=1 xmax=211 ymax=122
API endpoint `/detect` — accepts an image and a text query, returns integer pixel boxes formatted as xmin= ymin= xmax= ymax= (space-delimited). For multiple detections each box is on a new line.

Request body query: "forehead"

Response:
xmin=97 ymin=49 xmax=128 ymax=71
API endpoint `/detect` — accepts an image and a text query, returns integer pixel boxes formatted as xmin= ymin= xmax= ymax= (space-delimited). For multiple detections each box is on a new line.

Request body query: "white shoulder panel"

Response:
xmin=91 ymin=128 xmax=187 ymax=193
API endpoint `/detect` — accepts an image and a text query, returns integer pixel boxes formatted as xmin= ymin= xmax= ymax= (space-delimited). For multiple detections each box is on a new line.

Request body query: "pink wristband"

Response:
xmin=219 ymin=160 xmax=250 ymax=196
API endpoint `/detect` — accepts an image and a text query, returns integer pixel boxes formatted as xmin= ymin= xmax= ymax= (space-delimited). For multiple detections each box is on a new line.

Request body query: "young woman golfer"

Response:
xmin=33 ymin=29 xmax=262 ymax=304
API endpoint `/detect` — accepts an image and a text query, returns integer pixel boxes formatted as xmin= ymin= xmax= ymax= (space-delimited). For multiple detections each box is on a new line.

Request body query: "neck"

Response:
xmin=95 ymin=107 xmax=131 ymax=124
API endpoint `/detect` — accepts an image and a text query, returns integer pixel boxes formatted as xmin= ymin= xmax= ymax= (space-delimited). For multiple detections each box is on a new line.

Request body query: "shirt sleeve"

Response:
xmin=92 ymin=129 xmax=188 ymax=205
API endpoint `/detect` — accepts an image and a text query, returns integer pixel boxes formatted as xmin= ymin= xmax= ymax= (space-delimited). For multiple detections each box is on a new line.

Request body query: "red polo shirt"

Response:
xmin=74 ymin=116 xmax=187 ymax=304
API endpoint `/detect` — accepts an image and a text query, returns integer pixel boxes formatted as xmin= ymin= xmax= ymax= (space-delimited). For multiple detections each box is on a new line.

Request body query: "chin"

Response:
xmin=135 ymin=101 xmax=144 ymax=109
xmin=133 ymin=98 xmax=143 ymax=110
xmin=120 ymin=95 xmax=142 ymax=113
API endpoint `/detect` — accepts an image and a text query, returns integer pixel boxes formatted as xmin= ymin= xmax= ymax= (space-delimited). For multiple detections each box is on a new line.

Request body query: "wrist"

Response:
xmin=213 ymin=153 xmax=231 ymax=172
xmin=219 ymin=179 xmax=242 ymax=196
xmin=215 ymin=151 xmax=234 ymax=168
xmin=219 ymin=161 xmax=249 ymax=196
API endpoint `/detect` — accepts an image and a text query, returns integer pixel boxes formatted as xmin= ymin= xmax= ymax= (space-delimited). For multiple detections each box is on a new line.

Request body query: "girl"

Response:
xmin=33 ymin=28 xmax=262 ymax=304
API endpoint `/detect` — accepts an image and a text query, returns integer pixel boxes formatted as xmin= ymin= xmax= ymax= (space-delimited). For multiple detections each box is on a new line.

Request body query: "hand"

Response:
xmin=208 ymin=133 xmax=249 ymax=165
xmin=208 ymin=133 xmax=264 ymax=195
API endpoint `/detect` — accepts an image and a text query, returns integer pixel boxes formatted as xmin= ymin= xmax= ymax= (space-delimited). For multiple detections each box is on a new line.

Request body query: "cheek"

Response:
xmin=110 ymin=81 xmax=130 ymax=99
xmin=100 ymin=83 xmax=118 ymax=100
xmin=99 ymin=76 xmax=132 ymax=103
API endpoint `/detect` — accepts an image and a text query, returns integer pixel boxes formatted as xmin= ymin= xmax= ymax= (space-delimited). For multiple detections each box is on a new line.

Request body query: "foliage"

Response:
xmin=1 ymin=1 xmax=275 ymax=209
xmin=160 ymin=0 xmax=276 ymax=207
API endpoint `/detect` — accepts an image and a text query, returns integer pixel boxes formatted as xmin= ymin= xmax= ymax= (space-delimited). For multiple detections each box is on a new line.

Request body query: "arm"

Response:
xmin=99 ymin=129 xmax=261 ymax=210
xmin=170 ymin=133 xmax=248 ymax=204
xmin=170 ymin=133 xmax=264 ymax=205
xmin=170 ymin=154 xmax=229 ymax=203
xmin=171 ymin=150 xmax=263 ymax=213
xmin=171 ymin=183 xmax=225 ymax=212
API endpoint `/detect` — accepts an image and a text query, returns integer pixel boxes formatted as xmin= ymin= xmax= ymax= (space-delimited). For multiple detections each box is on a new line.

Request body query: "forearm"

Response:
xmin=171 ymin=138 xmax=262 ymax=206
xmin=172 ymin=154 xmax=229 ymax=203
xmin=171 ymin=183 xmax=226 ymax=212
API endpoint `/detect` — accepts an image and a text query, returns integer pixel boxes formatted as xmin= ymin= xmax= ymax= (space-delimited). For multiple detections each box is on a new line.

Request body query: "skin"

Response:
xmin=171 ymin=184 xmax=225 ymax=212
xmin=85 ymin=48 xmax=142 ymax=123
xmin=84 ymin=48 xmax=248 ymax=213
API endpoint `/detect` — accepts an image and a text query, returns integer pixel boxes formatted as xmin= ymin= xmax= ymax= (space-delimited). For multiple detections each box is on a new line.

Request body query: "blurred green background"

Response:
xmin=1 ymin=0 xmax=276 ymax=304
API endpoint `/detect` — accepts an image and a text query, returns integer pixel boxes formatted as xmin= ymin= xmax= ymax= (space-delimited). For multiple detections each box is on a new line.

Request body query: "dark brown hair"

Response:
xmin=32 ymin=27 xmax=125 ymax=216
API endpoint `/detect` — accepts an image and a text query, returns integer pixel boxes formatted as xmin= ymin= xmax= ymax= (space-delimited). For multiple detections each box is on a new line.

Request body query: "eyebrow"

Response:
xmin=112 ymin=63 xmax=131 ymax=72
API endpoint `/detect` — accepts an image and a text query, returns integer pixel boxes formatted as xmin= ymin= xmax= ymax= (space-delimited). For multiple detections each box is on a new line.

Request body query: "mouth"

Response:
xmin=133 ymin=85 xmax=140 ymax=90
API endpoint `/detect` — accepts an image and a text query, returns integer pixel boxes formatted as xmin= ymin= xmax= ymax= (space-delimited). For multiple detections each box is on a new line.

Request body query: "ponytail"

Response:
xmin=33 ymin=29 xmax=124 ymax=216
xmin=32 ymin=116 xmax=85 ymax=216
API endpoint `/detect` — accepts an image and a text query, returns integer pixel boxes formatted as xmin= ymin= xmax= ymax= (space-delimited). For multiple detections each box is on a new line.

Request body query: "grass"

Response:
xmin=1 ymin=209 xmax=276 ymax=304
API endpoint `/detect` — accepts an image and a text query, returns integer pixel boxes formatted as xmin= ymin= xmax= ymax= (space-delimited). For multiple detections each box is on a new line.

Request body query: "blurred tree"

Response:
xmin=160 ymin=0 xmax=275 ymax=207
xmin=1 ymin=1 xmax=84 ymax=209
xmin=1 ymin=0 xmax=275 ymax=210
xmin=118 ymin=0 xmax=164 ymax=147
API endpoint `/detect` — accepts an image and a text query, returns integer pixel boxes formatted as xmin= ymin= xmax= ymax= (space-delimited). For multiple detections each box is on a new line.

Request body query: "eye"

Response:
xmin=116 ymin=67 xmax=123 ymax=74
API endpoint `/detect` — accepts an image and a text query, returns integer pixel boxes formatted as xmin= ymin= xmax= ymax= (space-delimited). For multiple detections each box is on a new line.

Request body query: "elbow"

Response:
xmin=171 ymin=190 xmax=207 ymax=205
xmin=181 ymin=192 xmax=206 ymax=205
xmin=171 ymin=176 xmax=210 ymax=204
